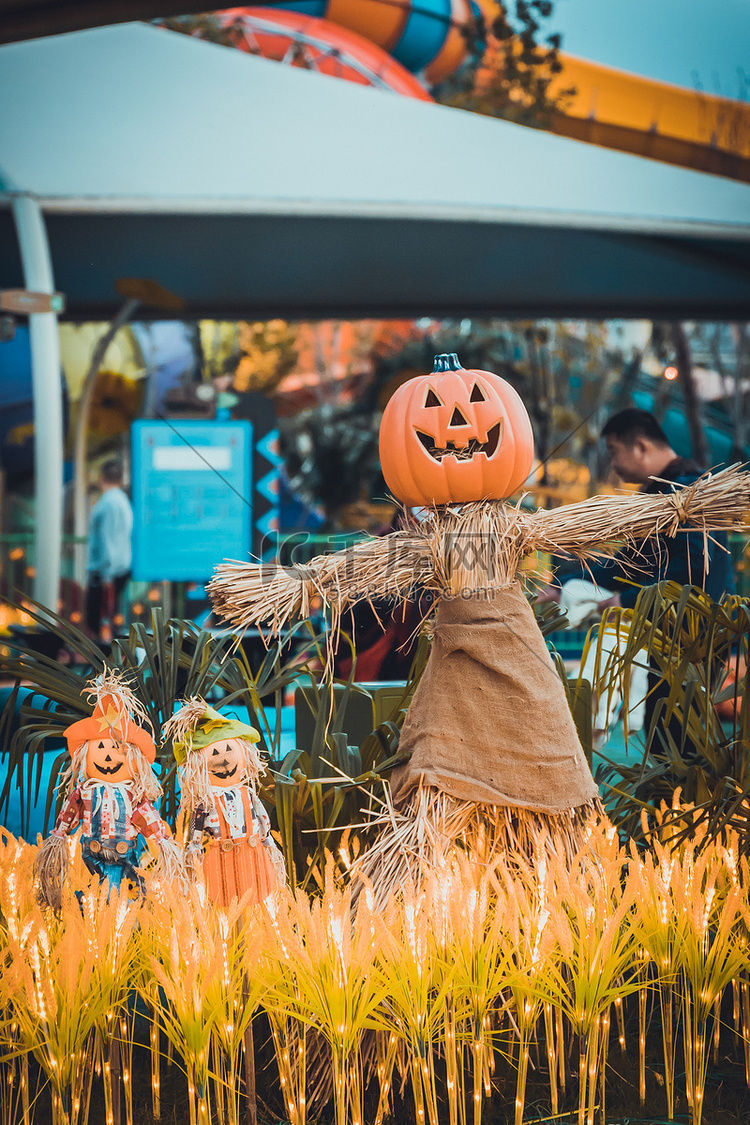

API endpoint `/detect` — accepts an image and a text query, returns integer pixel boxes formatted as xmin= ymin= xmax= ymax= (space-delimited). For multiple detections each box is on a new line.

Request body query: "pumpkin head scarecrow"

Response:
xmin=164 ymin=699 xmax=285 ymax=907
xmin=208 ymin=354 xmax=750 ymax=894
xmin=35 ymin=672 xmax=185 ymax=910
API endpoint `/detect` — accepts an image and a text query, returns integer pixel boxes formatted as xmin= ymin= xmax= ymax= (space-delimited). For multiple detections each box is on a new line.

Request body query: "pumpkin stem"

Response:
xmin=432 ymin=353 xmax=463 ymax=373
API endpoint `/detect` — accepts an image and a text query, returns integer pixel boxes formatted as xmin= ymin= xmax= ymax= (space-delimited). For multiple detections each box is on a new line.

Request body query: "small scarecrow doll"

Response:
xmin=35 ymin=673 xmax=184 ymax=910
xmin=164 ymin=699 xmax=286 ymax=907
xmin=208 ymin=354 xmax=750 ymax=894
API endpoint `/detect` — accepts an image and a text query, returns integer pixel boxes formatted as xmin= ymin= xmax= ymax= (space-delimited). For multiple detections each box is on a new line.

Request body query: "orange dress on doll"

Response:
xmin=191 ymin=785 xmax=278 ymax=907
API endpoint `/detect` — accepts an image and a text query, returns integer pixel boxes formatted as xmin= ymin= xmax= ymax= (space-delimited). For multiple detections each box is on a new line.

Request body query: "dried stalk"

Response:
xmin=209 ymin=466 xmax=750 ymax=634
xmin=351 ymin=782 xmax=601 ymax=909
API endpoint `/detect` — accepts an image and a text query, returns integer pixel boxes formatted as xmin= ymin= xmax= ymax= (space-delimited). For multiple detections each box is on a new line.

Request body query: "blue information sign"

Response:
xmin=131 ymin=420 xmax=252 ymax=582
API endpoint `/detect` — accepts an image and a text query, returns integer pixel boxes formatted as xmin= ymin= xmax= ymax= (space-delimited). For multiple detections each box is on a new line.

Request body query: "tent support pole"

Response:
xmin=12 ymin=194 xmax=64 ymax=613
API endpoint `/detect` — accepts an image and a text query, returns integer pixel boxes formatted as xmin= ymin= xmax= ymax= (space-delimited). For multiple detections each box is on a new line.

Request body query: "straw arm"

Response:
xmin=523 ymin=465 xmax=750 ymax=555
xmin=208 ymin=530 xmax=434 ymax=633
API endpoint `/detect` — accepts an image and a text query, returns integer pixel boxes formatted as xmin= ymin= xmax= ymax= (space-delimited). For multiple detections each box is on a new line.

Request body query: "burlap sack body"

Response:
xmin=390 ymin=583 xmax=599 ymax=814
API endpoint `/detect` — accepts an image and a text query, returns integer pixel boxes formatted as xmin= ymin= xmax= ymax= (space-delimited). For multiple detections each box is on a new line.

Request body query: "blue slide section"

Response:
xmin=392 ymin=0 xmax=452 ymax=72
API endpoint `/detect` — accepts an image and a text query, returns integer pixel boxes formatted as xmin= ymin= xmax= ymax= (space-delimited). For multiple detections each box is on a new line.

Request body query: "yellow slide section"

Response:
xmin=547 ymin=52 xmax=750 ymax=181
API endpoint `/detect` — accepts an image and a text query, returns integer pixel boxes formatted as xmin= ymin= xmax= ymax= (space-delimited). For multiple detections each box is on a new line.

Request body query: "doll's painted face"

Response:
xmin=85 ymin=737 xmax=133 ymax=782
xmin=202 ymin=738 xmax=245 ymax=787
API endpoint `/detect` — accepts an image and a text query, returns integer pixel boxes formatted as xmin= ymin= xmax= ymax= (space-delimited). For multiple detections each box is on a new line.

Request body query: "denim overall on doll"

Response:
xmin=81 ymin=783 xmax=145 ymax=896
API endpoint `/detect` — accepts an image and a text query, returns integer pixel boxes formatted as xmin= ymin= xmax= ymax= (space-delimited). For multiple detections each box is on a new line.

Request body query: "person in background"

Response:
xmin=585 ymin=408 xmax=734 ymax=607
xmin=85 ymin=459 xmax=133 ymax=640
xmin=549 ymin=409 xmax=735 ymax=754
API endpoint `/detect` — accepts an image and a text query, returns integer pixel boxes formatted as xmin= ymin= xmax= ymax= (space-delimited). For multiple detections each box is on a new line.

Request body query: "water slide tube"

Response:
xmin=256 ymin=1 xmax=750 ymax=180
xmin=546 ymin=52 xmax=750 ymax=182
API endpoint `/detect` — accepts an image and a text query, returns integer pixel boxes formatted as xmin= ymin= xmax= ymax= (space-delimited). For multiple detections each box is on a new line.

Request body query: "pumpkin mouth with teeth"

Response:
xmin=416 ymin=420 xmax=503 ymax=463
xmin=94 ymin=761 xmax=124 ymax=776
xmin=210 ymin=762 xmax=239 ymax=781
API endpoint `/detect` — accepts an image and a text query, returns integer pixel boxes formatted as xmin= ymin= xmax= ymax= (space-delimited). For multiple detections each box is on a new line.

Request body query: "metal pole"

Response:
xmin=72 ymin=296 xmax=139 ymax=585
xmin=11 ymin=194 xmax=64 ymax=612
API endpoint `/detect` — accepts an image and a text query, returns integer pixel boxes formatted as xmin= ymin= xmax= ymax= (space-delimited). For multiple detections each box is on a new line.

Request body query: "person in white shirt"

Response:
xmin=85 ymin=459 xmax=133 ymax=640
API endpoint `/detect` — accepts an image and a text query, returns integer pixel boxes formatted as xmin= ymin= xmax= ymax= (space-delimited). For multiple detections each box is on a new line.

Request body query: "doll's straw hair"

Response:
xmin=85 ymin=668 xmax=154 ymax=737
xmin=161 ymin=697 xmax=209 ymax=749
xmin=208 ymin=465 xmax=750 ymax=635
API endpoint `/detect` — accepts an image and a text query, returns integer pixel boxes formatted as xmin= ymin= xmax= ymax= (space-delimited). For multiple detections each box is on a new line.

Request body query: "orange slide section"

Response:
xmin=547 ymin=52 xmax=750 ymax=181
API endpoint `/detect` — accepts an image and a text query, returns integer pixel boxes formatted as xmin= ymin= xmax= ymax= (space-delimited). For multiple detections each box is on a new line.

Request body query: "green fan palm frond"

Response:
xmin=0 ymin=601 xmax=311 ymax=833
xmin=579 ymin=580 xmax=750 ymax=854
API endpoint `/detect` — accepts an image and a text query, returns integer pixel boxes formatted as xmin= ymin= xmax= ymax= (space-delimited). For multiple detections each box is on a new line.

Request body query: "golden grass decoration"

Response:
xmin=4 ymin=811 xmax=750 ymax=1124
xmin=0 ymin=831 xmax=40 ymax=1125
xmin=0 ymin=866 xmax=138 ymax=1125
xmin=535 ymin=822 xmax=641 ymax=1125
xmin=491 ymin=852 xmax=558 ymax=1125
xmin=427 ymin=860 xmax=515 ymax=1125
xmin=137 ymin=886 xmax=267 ymax=1125
xmin=261 ymin=869 xmax=390 ymax=1125
xmin=373 ymin=878 xmax=455 ymax=1125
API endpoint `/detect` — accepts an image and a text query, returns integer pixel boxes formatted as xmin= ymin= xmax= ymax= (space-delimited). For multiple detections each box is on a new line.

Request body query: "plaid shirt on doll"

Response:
xmin=51 ymin=781 xmax=170 ymax=843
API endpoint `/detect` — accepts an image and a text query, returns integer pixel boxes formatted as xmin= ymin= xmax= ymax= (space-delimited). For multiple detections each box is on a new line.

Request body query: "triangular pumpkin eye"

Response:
xmin=424 ymin=388 xmax=442 ymax=408
xmin=470 ymin=383 xmax=486 ymax=402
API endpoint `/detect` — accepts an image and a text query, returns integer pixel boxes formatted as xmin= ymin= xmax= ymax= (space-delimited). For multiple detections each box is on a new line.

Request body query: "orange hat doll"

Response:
xmin=164 ymin=698 xmax=285 ymax=908
xmin=34 ymin=671 xmax=186 ymax=910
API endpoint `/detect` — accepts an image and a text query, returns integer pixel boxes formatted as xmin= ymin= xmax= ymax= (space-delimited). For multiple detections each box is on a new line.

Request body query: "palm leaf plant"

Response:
xmin=0 ymin=603 xmax=419 ymax=882
xmin=273 ymin=629 xmax=428 ymax=889
xmin=0 ymin=590 xmax=576 ymax=881
xmin=580 ymin=581 xmax=750 ymax=852
xmin=0 ymin=601 xmax=312 ymax=832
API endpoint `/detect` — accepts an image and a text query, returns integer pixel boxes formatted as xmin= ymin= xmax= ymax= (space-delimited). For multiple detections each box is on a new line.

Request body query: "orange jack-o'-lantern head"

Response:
xmin=201 ymin=737 xmax=248 ymax=788
xmin=379 ymin=353 xmax=534 ymax=506
xmin=85 ymin=736 xmax=134 ymax=782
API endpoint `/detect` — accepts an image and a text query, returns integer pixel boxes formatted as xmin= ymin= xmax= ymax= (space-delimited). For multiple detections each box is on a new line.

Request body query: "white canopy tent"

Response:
xmin=1 ymin=21 xmax=750 ymax=607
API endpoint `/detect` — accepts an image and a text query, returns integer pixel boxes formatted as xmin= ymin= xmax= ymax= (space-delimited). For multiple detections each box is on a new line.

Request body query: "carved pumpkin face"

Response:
xmin=202 ymin=737 xmax=246 ymax=788
xmin=379 ymin=354 xmax=534 ymax=506
xmin=85 ymin=737 xmax=133 ymax=782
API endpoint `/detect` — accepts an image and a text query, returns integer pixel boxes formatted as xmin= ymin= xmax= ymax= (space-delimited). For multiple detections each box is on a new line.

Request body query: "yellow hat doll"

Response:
xmin=164 ymin=699 xmax=286 ymax=907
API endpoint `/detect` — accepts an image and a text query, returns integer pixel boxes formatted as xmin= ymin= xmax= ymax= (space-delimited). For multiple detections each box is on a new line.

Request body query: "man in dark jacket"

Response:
xmin=569 ymin=408 xmax=735 ymax=758
xmin=584 ymin=408 xmax=735 ymax=607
